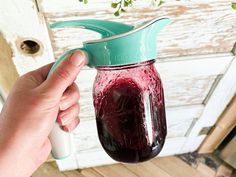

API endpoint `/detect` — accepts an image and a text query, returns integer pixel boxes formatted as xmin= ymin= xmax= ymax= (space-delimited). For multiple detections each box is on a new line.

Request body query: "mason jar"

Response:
xmin=93 ymin=60 xmax=166 ymax=163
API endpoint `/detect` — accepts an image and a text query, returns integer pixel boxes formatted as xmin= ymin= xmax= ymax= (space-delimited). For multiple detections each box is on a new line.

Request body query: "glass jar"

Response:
xmin=93 ymin=60 xmax=166 ymax=163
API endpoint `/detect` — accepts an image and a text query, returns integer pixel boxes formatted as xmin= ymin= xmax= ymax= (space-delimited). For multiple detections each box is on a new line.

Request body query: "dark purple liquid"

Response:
xmin=93 ymin=61 xmax=166 ymax=163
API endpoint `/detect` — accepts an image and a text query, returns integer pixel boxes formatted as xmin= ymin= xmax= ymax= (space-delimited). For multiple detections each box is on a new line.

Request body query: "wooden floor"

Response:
xmin=32 ymin=155 xmax=235 ymax=177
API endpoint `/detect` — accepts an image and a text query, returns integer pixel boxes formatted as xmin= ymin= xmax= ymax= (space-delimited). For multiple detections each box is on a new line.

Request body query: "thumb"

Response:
xmin=42 ymin=50 xmax=87 ymax=97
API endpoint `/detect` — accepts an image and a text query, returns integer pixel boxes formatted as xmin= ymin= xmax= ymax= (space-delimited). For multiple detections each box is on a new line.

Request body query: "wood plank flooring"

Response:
xmin=33 ymin=156 xmax=234 ymax=177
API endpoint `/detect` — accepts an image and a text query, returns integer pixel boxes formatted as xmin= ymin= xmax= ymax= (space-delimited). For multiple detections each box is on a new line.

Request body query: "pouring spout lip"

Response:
xmin=84 ymin=16 xmax=171 ymax=45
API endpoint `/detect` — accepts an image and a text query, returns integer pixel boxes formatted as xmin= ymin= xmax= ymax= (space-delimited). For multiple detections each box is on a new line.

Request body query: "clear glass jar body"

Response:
xmin=93 ymin=60 xmax=166 ymax=163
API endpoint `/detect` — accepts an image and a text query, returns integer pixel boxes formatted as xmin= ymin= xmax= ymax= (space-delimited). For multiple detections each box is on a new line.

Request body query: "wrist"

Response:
xmin=0 ymin=121 xmax=26 ymax=176
xmin=0 ymin=143 xmax=17 ymax=177
xmin=0 ymin=143 xmax=31 ymax=177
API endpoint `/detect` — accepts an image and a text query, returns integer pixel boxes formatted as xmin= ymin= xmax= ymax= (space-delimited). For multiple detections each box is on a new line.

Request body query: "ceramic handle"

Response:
xmin=48 ymin=48 xmax=86 ymax=159
xmin=49 ymin=123 xmax=71 ymax=159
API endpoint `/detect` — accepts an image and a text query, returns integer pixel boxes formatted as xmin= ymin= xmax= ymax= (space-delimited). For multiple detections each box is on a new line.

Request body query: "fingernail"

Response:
xmin=63 ymin=126 xmax=70 ymax=132
xmin=57 ymin=113 xmax=65 ymax=125
xmin=59 ymin=115 xmax=71 ymax=125
xmin=69 ymin=51 xmax=87 ymax=67
xmin=57 ymin=117 xmax=63 ymax=125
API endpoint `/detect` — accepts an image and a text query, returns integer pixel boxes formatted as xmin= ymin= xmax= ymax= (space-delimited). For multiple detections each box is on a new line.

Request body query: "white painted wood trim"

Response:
xmin=182 ymin=54 xmax=236 ymax=152
xmin=181 ymin=135 xmax=207 ymax=153
xmin=199 ymin=58 xmax=236 ymax=126
xmin=166 ymin=105 xmax=204 ymax=120
xmin=0 ymin=0 xmax=55 ymax=76
xmin=56 ymin=154 xmax=79 ymax=171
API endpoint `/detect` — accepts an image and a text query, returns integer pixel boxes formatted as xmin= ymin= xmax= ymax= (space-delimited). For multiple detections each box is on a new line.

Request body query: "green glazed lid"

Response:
xmin=49 ymin=18 xmax=171 ymax=68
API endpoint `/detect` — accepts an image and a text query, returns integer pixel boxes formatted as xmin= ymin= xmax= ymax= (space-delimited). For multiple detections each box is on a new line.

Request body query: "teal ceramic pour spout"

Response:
xmin=48 ymin=18 xmax=171 ymax=73
xmin=48 ymin=17 xmax=171 ymax=159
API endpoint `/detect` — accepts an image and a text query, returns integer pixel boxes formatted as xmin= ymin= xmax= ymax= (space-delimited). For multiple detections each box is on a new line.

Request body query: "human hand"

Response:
xmin=0 ymin=51 xmax=87 ymax=177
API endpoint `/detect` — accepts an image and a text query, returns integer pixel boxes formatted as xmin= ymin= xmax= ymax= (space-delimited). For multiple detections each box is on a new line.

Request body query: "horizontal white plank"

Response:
xmin=156 ymin=53 xmax=233 ymax=77
xmin=166 ymin=105 xmax=204 ymax=121
xmin=56 ymin=155 xmax=79 ymax=171
xmin=57 ymin=135 xmax=207 ymax=170
xmin=39 ymin=0 xmax=236 ymax=58
xmin=181 ymin=135 xmax=207 ymax=152
xmin=159 ymin=137 xmax=187 ymax=157
xmin=56 ymin=137 xmax=187 ymax=170
xmin=166 ymin=105 xmax=203 ymax=138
